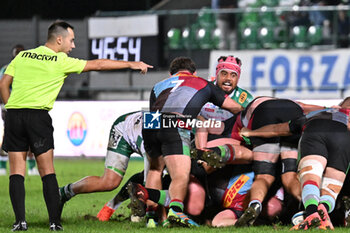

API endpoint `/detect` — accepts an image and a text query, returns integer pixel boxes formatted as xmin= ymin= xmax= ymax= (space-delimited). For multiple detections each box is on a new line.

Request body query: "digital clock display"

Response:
xmin=89 ymin=36 xmax=160 ymax=67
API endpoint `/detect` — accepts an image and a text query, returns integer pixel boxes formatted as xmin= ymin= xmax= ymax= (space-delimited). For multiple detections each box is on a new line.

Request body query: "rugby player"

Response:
xmin=143 ymin=56 xmax=243 ymax=227
xmin=59 ymin=111 xmax=150 ymax=220
xmin=240 ymin=97 xmax=350 ymax=230
xmin=231 ymin=97 xmax=325 ymax=227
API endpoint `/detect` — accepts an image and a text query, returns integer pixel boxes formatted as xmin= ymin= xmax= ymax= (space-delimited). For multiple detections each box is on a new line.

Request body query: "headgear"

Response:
xmin=215 ymin=55 xmax=242 ymax=79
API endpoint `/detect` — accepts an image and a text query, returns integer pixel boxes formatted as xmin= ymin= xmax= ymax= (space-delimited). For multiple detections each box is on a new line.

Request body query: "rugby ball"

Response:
xmin=291 ymin=211 xmax=305 ymax=226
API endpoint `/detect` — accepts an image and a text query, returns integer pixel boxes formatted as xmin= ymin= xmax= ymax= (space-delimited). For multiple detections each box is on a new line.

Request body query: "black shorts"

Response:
xmin=299 ymin=119 xmax=350 ymax=173
xmin=3 ymin=109 xmax=54 ymax=156
xmin=250 ymin=99 xmax=304 ymax=147
xmin=142 ymin=127 xmax=191 ymax=158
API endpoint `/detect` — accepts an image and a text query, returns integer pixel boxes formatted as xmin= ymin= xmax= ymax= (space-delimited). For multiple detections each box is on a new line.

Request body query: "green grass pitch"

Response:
xmin=0 ymin=158 xmax=349 ymax=232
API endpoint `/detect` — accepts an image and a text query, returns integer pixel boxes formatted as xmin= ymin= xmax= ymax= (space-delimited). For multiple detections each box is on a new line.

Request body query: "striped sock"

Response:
xmin=320 ymin=195 xmax=335 ymax=213
xmin=169 ymin=199 xmax=184 ymax=212
xmin=302 ymin=180 xmax=320 ymax=217
xmin=208 ymin=144 xmax=235 ymax=163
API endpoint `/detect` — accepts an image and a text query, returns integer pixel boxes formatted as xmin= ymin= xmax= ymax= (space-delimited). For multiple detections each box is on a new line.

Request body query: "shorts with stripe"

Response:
xmin=105 ymin=125 xmax=133 ymax=177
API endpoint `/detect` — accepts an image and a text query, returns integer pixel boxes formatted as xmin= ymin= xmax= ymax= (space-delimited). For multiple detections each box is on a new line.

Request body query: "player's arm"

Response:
xmin=195 ymin=119 xmax=224 ymax=149
xmin=83 ymin=59 xmax=153 ymax=74
xmin=221 ymin=97 xmax=244 ymax=114
xmin=0 ymin=74 xmax=13 ymax=104
xmin=295 ymin=101 xmax=327 ymax=114
xmin=240 ymin=122 xmax=292 ymax=138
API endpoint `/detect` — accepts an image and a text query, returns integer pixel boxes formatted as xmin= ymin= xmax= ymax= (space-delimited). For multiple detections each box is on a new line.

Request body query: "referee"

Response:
xmin=0 ymin=20 xmax=152 ymax=231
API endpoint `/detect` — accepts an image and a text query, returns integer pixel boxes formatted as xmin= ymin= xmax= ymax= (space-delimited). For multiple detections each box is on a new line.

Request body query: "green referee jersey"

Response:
xmin=4 ymin=46 xmax=87 ymax=110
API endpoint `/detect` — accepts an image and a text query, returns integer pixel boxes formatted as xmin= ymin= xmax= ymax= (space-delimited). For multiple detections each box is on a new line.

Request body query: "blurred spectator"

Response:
xmin=281 ymin=0 xmax=310 ymax=27
xmin=337 ymin=2 xmax=350 ymax=47
xmin=212 ymin=0 xmax=238 ymax=50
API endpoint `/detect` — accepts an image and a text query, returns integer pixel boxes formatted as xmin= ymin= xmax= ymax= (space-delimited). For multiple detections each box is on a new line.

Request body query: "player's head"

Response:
xmin=169 ymin=57 xmax=196 ymax=75
xmin=215 ymin=55 xmax=242 ymax=94
xmin=11 ymin=44 xmax=25 ymax=58
xmin=340 ymin=97 xmax=350 ymax=108
xmin=47 ymin=20 xmax=75 ymax=54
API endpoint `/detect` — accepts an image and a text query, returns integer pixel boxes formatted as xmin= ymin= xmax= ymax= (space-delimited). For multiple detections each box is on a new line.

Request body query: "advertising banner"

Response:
xmin=209 ymin=50 xmax=350 ymax=99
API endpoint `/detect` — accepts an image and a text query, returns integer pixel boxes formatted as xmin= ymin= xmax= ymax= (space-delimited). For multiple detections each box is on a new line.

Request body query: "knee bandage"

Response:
xmin=281 ymin=158 xmax=297 ymax=174
xmin=253 ymin=160 xmax=277 ymax=176
xmin=298 ymin=159 xmax=324 ymax=181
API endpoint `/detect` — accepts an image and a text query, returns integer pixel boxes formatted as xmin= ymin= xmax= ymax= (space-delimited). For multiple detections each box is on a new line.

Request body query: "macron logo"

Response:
xmin=143 ymin=110 xmax=161 ymax=129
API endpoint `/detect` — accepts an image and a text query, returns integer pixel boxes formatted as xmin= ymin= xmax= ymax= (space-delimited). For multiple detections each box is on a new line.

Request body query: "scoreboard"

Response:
xmin=88 ymin=15 xmax=160 ymax=67
xmin=89 ymin=36 xmax=160 ymax=66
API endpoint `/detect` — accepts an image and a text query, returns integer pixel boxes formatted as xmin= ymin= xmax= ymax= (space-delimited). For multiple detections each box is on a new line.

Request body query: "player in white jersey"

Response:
xmin=59 ymin=111 xmax=149 ymax=220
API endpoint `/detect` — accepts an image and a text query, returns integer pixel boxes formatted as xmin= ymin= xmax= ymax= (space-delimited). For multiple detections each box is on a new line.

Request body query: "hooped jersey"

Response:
xmin=208 ymin=164 xmax=254 ymax=211
xmin=110 ymin=111 xmax=145 ymax=156
xmin=149 ymin=71 xmax=226 ymax=118
xmin=289 ymin=108 xmax=350 ymax=134
xmin=200 ymin=86 xmax=253 ymax=121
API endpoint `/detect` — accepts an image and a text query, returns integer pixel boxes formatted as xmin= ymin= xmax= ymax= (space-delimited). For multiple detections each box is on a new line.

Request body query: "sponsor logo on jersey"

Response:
xmin=22 ymin=52 xmax=57 ymax=61
xmin=222 ymin=174 xmax=250 ymax=208
xmin=238 ymin=92 xmax=247 ymax=104
xmin=67 ymin=112 xmax=87 ymax=146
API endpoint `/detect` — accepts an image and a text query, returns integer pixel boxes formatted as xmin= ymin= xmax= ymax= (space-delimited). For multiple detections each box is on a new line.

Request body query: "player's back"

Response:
xmin=150 ymin=71 xmax=213 ymax=117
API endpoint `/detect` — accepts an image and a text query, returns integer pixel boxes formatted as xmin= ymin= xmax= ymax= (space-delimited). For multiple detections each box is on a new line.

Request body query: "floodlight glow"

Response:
xmin=309 ymin=26 xmax=316 ymax=34
xmin=198 ymin=28 xmax=205 ymax=38
xmin=183 ymin=29 xmax=189 ymax=38
xmin=293 ymin=5 xmax=299 ymax=11
xmin=261 ymin=27 xmax=268 ymax=36
xmin=244 ymin=28 xmax=252 ymax=36
xmin=167 ymin=30 xmax=174 ymax=38
xmin=293 ymin=26 xmax=300 ymax=34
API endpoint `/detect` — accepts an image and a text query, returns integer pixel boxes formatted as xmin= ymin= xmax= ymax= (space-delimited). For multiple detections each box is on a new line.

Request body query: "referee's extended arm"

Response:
xmin=83 ymin=59 xmax=153 ymax=74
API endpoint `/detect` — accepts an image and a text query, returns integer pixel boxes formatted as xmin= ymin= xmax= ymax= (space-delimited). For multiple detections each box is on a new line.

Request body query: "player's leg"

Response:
xmin=60 ymin=127 xmax=133 ymax=203
xmin=8 ymin=151 xmax=28 ymax=231
xmin=236 ymin=146 xmax=279 ymax=227
xmin=97 ymin=170 xmax=145 ymax=221
xmin=34 ymin=149 xmax=62 ymax=230
xmin=192 ymin=138 xmax=253 ymax=167
xmin=280 ymin=149 xmax=300 ymax=201
xmin=317 ymin=167 xmax=345 ymax=230
xmin=292 ymin=155 xmax=326 ymax=230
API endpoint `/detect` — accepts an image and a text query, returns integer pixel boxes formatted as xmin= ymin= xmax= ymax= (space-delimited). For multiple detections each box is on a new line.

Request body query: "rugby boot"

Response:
xmin=146 ymin=218 xmax=158 ymax=228
xmin=126 ymin=182 xmax=146 ymax=216
xmin=235 ymin=204 xmax=260 ymax=227
xmin=317 ymin=204 xmax=334 ymax=230
xmin=167 ymin=208 xmax=199 ymax=227
xmin=190 ymin=148 xmax=225 ymax=168
xmin=11 ymin=221 xmax=27 ymax=231
xmin=97 ymin=204 xmax=115 ymax=221
xmin=49 ymin=222 xmax=63 ymax=231
xmin=290 ymin=212 xmax=321 ymax=230
xmin=343 ymin=196 xmax=350 ymax=227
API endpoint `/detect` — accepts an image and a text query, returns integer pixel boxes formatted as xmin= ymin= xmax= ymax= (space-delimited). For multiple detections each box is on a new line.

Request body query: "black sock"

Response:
xmin=320 ymin=203 xmax=330 ymax=212
xmin=146 ymin=188 xmax=161 ymax=203
xmin=9 ymin=174 xmax=26 ymax=222
xmin=305 ymin=204 xmax=318 ymax=217
xmin=118 ymin=171 xmax=145 ymax=201
xmin=42 ymin=173 xmax=60 ymax=224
